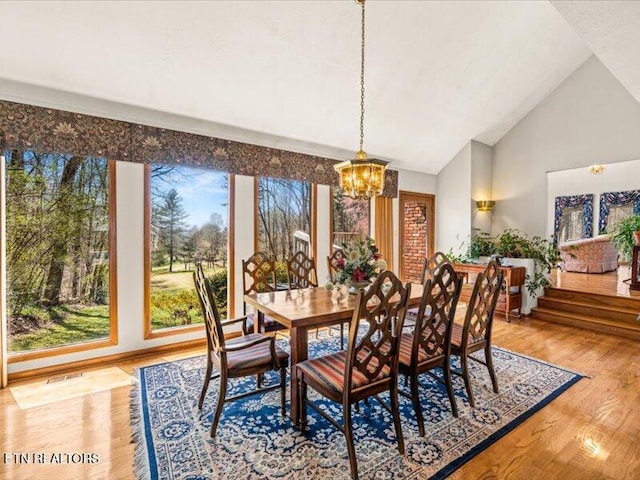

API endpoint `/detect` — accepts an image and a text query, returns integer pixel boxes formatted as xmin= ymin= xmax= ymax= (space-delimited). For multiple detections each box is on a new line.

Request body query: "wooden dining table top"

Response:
xmin=243 ymin=283 xmax=425 ymax=330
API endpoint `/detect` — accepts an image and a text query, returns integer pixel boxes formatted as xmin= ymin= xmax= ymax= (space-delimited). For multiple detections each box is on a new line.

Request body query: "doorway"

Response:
xmin=399 ymin=191 xmax=435 ymax=283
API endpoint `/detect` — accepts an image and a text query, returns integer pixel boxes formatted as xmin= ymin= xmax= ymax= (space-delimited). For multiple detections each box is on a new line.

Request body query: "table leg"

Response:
xmin=289 ymin=325 xmax=309 ymax=425
xmin=254 ymin=311 xmax=265 ymax=334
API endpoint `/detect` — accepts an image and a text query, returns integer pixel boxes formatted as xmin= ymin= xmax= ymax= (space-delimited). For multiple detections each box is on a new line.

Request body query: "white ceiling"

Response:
xmin=0 ymin=1 xmax=592 ymax=174
xmin=552 ymin=1 xmax=640 ymax=106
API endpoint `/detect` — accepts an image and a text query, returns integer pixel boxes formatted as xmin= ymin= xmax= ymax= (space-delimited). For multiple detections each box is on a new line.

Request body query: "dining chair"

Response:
xmin=193 ymin=264 xmax=289 ymax=438
xmin=296 ymin=271 xmax=410 ymax=480
xmin=450 ymin=260 xmax=504 ymax=408
xmin=287 ymin=250 xmax=318 ymax=289
xmin=397 ymin=263 xmax=462 ymax=436
xmin=242 ymin=251 xmax=288 ymax=334
xmin=405 ymin=251 xmax=452 ymax=328
xmin=326 ymin=248 xmax=348 ymax=349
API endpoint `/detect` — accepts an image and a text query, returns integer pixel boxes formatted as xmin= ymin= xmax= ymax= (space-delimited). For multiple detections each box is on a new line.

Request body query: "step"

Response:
xmin=537 ymin=296 xmax=640 ymax=325
xmin=544 ymin=287 xmax=640 ymax=311
xmin=531 ymin=306 xmax=640 ymax=341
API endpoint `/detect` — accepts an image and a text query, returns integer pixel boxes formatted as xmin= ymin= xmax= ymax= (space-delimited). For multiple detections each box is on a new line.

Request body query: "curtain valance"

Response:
xmin=0 ymin=100 xmax=398 ymax=197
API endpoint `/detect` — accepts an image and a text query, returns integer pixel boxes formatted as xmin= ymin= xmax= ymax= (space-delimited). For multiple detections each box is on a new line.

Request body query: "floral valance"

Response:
xmin=598 ymin=190 xmax=640 ymax=233
xmin=0 ymin=99 xmax=398 ymax=197
xmin=554 ymin=194 xmax=594 ymax=243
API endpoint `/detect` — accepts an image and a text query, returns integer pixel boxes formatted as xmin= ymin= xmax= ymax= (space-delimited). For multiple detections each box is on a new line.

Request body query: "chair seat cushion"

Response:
xmin=246 ymin=313 xmax=286 ymax=333
xmin=297 ymin=350 xmax=390 ymax=394
xmin=398 ymin=332 xmax=431 ymax=366
xmin=451 ymin=322 xmax=473 ymax=348
xmin=224 ymin=333 xmax=289 ymax=371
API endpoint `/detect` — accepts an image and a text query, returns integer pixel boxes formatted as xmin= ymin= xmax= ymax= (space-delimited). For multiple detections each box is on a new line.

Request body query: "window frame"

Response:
xmin=143 ymin=164 xmax=234 ymax=339
xmin=7 ymin=159 xmax=118 ymax=363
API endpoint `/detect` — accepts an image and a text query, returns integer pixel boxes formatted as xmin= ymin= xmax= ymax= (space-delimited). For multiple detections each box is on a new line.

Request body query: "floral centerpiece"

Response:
xmin=334 ymin=237 xmax=387 ymax=293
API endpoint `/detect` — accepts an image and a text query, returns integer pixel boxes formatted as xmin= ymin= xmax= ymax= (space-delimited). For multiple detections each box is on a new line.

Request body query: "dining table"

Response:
xmin=244 ymin=283 xmax=424 ymax=424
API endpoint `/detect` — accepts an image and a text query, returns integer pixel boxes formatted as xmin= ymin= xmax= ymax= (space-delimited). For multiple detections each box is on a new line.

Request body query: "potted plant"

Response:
xmin=609 ymin=214 xmax=640 ymax=262
xmin=461 ymin=228 xmax=561 ymax=313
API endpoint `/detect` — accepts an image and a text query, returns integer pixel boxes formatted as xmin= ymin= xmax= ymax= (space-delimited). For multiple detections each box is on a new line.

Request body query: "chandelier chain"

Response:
xmin=359 ymin=0 xmax=365 ymax=154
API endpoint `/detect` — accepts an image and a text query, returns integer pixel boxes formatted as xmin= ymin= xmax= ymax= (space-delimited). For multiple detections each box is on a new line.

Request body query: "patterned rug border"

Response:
xmin=130 ymin=346 xmax=585 ymax=480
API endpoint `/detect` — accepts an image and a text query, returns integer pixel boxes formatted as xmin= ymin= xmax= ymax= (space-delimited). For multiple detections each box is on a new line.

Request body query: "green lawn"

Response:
xmin=8 ymin=265 xmax=226 ymax=351
xmin=9 ymin=304 xmax=110 ymax=352
xmin=150 ymin=265 xmax=225 ymax=330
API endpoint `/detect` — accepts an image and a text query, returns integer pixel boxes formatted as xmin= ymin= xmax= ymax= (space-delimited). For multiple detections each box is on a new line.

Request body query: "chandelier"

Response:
xmin=588 ymin=164 xmax=606 ymax=175
xmin=334 ymin=0 xmax=388 ymax=199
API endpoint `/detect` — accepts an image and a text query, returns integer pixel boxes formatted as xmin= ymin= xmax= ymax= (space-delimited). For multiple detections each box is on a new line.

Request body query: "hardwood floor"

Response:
xmin=551 ymin=265 xmax=640 ymax=298
xmin=1 ymin=321 xmax=639 ymax=480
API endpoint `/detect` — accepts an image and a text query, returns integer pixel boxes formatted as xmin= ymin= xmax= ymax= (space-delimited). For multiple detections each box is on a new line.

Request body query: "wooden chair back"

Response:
xmin=242 ymin=251 xmax=277 ymax=295
xmin=420 ymin=251 xmax=452 ymax=284
xmin=345 ymin=271 xmax=411 ymax=391
xmin=463 ymin=261 xmax=504 ymax=345
xmin=287 ymin=250 xmax=318 ymax=289
xmin=193 ymin=264 xmax=225 ymax=356
xmin=327 ymin=249 xmax=346 ymax=283
xmin=413 ymin=263 xmax=462 ymax=358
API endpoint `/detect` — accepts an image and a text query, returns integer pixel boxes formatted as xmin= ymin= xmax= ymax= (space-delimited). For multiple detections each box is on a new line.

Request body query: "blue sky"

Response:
xmin=152 ymin=165 xmax=228 ymax=228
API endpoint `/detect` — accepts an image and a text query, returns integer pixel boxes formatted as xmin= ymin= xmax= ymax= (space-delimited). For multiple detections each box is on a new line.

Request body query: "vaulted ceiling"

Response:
xmin=0 ymin=1 xmax=625 ymax=174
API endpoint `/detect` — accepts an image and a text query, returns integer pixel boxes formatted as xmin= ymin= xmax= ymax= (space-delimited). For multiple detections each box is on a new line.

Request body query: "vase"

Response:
xmin=348 ymin=280 xmax=369 ymax=295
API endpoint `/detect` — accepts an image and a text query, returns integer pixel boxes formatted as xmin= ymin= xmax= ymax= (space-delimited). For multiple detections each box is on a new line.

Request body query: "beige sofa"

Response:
xmin=558 ymin=235 xmax=618 ymax=273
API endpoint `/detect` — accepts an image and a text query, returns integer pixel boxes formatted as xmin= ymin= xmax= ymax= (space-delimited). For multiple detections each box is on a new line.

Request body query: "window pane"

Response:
xmin=149 ymin=164 xmax=228 ymax=330
xmin=332 ymin=188 xmax=369 ymax=249
xmin=257 ymin=177 xmax=312 ymax=261
xmin=558 ymin=207 xmax=584 ymax=243
xmin=607 ymin=204 xmax=633 ymax=231
xmin=5 ymin=151 xmax=112 ymax=353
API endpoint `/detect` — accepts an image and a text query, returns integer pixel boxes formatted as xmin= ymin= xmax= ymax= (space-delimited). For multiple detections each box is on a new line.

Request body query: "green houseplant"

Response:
xmin=465 ymin=228 xmax=560 ymax=296
xmin=609 ymin=214 xmax=640 ymax=262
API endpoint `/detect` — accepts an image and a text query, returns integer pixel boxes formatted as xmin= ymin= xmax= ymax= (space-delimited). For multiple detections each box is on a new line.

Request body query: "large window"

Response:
xmin=145 ymin=164 xmax=229 ymax=336
xmin=256 ymin=177 xmax=313 ymax=261
xmin=4 ymin=151 xmax=116 ymax=357
xmin=331 ymin=188 xmax=370 ymax=249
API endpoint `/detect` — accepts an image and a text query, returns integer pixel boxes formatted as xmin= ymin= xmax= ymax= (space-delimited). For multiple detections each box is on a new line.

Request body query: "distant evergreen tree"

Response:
xmin=155 ymin=188 xmax=188 ymax=272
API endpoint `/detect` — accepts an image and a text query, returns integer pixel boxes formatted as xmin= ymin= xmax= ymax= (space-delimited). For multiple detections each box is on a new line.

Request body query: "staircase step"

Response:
xmin=531 ymin=306 xmax=640 ymax=341
xmin=537 ymin=296 xmax=639 ymax=324
xmin=544 ymin=287 xmax=640 ymax=311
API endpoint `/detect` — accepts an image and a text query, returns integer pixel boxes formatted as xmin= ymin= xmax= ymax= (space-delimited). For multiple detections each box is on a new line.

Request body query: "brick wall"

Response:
xmin=403 ymin=201 xmax=427 ymax=283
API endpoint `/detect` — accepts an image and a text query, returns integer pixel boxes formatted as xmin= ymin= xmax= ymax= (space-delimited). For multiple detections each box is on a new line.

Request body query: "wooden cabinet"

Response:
xmin=453 ymin=263 xmax=526 ymax=322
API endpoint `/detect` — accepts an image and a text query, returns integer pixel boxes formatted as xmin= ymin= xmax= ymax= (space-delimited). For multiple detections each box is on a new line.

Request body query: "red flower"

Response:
xmin=336 ymin=258 xmax=345 ymax=269
xmin=373 ymin=253 xmax=381 ymax=260
xmin=353 ymin=267 xmax=367 ymax=282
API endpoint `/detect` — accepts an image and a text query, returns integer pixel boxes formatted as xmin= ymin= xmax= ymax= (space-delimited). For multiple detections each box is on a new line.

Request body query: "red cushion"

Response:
xmin=297 ymin=350 xmax=391 ymax=394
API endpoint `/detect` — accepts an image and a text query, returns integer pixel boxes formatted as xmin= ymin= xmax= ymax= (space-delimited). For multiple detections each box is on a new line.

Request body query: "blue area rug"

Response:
xmin=131 ymin=332 xmax=582 ymax=479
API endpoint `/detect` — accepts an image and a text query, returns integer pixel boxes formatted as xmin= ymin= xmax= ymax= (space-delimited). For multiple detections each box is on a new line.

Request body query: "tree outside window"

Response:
xmin=4 ymin=150 xmax=114 ymax=353
xmin=148 ymin=164 xmax=229 ymax=331
xmin=257 ymin=177 xmax=312 ymax=262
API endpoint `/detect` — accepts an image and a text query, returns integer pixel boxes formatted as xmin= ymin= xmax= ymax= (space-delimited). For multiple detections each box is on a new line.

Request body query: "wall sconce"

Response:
xmin=476 ymin=200 xmax=495 ymax=212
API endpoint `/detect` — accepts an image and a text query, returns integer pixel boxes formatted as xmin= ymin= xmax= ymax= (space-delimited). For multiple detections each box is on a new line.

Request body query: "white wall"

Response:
xmin=547 ymin=158 xmax=640 ymax=237
xmin=470 ymin=141 xmax=494 ymax=234
xmin=492 ymin=56 xmax=640 ymax=238
xmin=436 ymin=143 xmax=472 ymax=254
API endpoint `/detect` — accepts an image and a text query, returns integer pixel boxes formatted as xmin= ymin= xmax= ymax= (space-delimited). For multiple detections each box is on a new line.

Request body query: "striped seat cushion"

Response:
xmin=225 ymin=334 xmax=289 ymax=371
xmin=245 ymin=313 xmax=286 ymax=333
xmin=297 ymin=350 xmax=391 ymax=394
xmin=451 ymin=322 xmax=475 ymax=348
xmin=398 ymin=332 xmax=430 ymax=366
